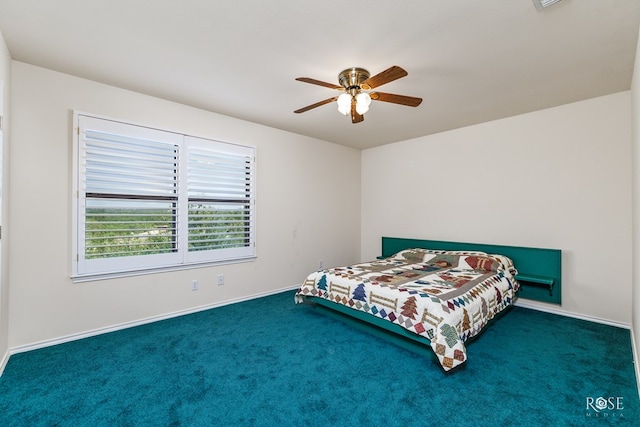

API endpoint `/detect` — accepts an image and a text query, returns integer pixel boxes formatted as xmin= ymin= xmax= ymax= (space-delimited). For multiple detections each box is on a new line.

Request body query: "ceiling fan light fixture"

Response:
xmin=337 ymin=93 xmax=351 ymax=115
xmin=355 ymin=92 xmax=371 ymax=115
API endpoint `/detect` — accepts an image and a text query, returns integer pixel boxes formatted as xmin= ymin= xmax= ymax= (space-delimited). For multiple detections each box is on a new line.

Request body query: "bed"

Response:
xmin=295 ymin=237 xmax=562 ymax=371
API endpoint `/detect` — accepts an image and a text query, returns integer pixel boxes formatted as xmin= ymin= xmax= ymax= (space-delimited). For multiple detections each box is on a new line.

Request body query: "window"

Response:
xmin=73 ymin=113 xmax=256 ymax=279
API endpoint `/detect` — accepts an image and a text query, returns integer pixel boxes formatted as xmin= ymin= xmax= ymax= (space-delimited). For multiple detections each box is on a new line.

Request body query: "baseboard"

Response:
xmin=515 ymin=298 xmax=631 ymax=330
xmin=631 ymin=329 xmax=640 ymax=400
xmin=0 ymin=349 xmax=9 ymax=377
xmin=9 ymin=285 xmax=300 ymax=356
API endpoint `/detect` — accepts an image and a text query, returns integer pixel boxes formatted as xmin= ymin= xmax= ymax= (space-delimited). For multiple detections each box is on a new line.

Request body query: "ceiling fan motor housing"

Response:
xmin=339 ymin=67 xmax=371 ymax=91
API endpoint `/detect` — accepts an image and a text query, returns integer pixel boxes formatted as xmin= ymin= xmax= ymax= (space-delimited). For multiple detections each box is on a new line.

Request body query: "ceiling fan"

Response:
xmin=294 ymin=66 xmax=422 ymax=124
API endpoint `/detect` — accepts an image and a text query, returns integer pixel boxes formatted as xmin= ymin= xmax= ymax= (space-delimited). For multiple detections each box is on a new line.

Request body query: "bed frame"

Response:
xmin=304 ymin=236 xmax=562 ymax=362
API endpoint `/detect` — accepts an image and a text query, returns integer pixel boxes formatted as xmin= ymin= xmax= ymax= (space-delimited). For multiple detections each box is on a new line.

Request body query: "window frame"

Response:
xmin=72 ymin=112 xmax=256 ymax=281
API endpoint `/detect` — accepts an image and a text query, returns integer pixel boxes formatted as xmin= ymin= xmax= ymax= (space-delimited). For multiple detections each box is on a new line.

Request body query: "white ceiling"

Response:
xmin=0 ymin=0 xmax=639 ymax=149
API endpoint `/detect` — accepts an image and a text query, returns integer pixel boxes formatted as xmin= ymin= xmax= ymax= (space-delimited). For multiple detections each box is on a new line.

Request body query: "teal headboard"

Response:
xmin=381 ymin=237 xmax=562 ymax=305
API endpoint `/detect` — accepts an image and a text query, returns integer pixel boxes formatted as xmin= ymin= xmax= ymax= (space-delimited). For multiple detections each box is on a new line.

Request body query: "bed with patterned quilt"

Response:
xmin=295 ymin=247 xmax=520 ymax=371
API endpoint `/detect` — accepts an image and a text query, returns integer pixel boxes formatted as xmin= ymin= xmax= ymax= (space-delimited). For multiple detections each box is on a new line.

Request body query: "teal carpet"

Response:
xmin=0 ymin=290 xmax=637 ymax=426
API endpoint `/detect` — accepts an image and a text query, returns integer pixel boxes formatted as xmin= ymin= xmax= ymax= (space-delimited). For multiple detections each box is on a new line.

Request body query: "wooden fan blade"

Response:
xmin=351 ymin=102 xmax=364 ymax=123
xmin=295 ymin=77 xmax=343 ymax=90
xmin=360 ymin=66 xmax=408 ymax=89
xmin=294 ymin=97 xmax=338 ymax=114
xmin=370 ymin=91 xmax=422 ymax=107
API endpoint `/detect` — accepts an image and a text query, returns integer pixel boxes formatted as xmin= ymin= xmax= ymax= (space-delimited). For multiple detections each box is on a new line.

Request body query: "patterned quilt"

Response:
xmin=295 ymin=248 xmax=519 ymax=371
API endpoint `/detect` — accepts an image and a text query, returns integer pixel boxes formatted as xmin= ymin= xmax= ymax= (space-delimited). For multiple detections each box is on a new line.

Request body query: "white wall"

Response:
xmin=7 ymin=62 xmax=361 ymax=349
xmin=631 ymin=25 xmax=640 ymax=394
xmin=0 ymin=30 xmax=11 ymax=371
xmin=362 ymin=92 xmax=632 ymax=325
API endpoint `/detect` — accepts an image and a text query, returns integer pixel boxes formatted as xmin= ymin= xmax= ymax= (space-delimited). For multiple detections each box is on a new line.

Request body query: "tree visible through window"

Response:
xmin=73 ymin=113 xmax=256 ymax=278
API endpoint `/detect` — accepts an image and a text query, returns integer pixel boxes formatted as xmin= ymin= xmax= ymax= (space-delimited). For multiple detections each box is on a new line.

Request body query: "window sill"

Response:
xmin=71 ymin=256 xmax=257 ymax=283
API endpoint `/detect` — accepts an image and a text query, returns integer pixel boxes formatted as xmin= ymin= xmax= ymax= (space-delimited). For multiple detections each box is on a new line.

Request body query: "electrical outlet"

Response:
xmin=319 ymin=260 xmax=323 ymax=269
xmin=217 ymin=274 xmax=224 ymax=286
xmin=191 ymin=280 xmax=198 ymax=291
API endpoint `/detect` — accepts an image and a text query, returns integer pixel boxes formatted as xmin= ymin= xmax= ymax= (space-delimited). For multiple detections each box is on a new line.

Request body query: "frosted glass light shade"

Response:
xmin=337 ymin=93 xmax=351 ymax=115
xmin=355 ymin=92 xmax=371 ymax=115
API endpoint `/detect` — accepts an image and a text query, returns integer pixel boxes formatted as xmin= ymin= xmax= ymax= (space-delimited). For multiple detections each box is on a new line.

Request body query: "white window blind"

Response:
xmin=73 ymin=114 xmax=256 ymax=279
